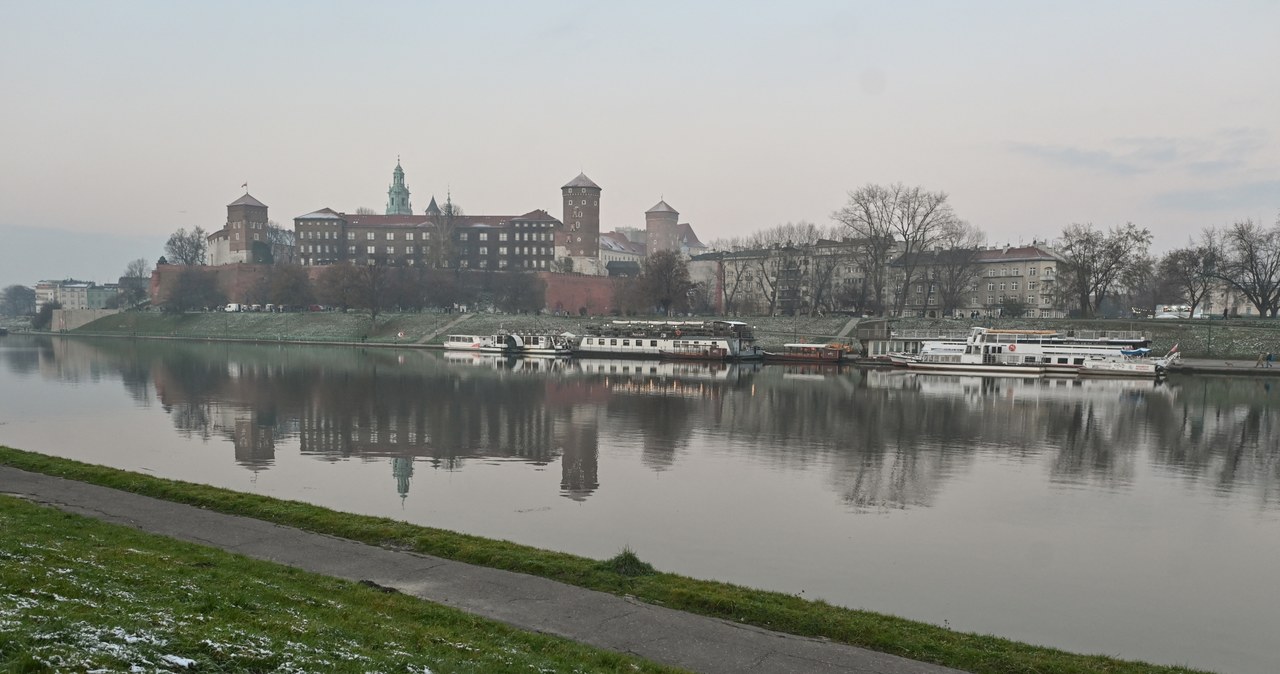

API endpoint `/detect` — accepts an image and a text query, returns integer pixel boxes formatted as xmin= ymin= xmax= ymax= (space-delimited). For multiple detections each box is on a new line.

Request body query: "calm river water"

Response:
xmin=1 ymin=335 xmax=1277 ymax=673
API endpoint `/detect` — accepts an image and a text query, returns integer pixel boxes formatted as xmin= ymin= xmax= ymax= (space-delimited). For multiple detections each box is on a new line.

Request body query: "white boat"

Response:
xmin=575 ymin=320 xmax=759 ymax=360
xmin=444 ymin=332 xmax=573 ymax=356
xmin=1079 ymin=347 xmax=1179 ymax=378
xmin=908 ymin=327 xmax=1153 ymax=376
xmin=510 ymin=332 xmax=574 ymax=356
xmin=444 ymin=334 xmax=514 ymax=353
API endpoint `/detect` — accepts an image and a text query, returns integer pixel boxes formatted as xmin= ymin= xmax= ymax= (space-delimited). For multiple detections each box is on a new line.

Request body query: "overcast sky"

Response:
xmin=2 ymin=0 xmax=1277 ymax=288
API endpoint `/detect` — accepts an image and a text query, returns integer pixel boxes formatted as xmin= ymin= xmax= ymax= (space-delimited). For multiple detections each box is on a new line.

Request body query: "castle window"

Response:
xmin=459 ymin=232 xmax=468 ymax=241
xmin=367 ymin=232 xmax=375 ymax=240
xmin=386 ymin=232 xmax=394 ymax=240
xmin=479 ymin=247 xmax=488 ymax=255
xmin=386 ymin=246 xmax=394 ymax=255
xmin=406 ymin=233 xmax=415 ymax=241
xmin=479 ymin=232 xmax=488 ymax=241
xmin=349 ymin=246 xmax=356 ymax=254
xmin=499 ymin=259 xmax=507 ymax=269
xmin=499 ymin=232 xmax=508 ymax=241
xmin=367 ymin=246 xmax=375 ymax=254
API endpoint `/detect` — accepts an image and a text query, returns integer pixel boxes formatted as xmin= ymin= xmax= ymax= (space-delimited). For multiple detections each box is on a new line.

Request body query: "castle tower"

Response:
xmin=560 ymin=173 xmax=601 ymax=274
xmin=226 ymin=192 xmax=269 ymax=261
xmin=645 ymin=200 xmax=680 ymax=256
xmin=386 ymin=159 xmax=413 ymax=215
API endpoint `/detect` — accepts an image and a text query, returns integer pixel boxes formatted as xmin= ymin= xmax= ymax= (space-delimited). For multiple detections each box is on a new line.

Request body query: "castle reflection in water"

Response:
xmin=14 ymin=337 xmax=1280 ymax=510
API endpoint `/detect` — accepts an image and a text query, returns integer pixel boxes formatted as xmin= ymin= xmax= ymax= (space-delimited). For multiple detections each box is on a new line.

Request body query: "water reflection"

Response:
xmin=3 ymin=336 xmax=1277 ymax=512
xmin=5 ymin=335 xmax=1280 ymax=673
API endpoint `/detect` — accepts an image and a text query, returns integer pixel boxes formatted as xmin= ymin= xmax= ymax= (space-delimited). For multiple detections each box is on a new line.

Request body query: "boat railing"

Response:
xmin=888 ymin=329 xmax=972 ymax=340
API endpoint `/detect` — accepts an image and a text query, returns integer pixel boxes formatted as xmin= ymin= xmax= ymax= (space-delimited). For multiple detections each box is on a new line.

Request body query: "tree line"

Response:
xmin=160 ymin=264 xmax=549 ymax=317
xmin=705 ymin=182 xmax=1280 ymax=319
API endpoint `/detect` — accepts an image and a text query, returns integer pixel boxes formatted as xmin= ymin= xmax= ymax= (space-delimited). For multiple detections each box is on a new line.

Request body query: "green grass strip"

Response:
xmin=0 ymin=446 xmax=1211 ymax=674
xmin=0 ymin=494 xmax=685 ymax=673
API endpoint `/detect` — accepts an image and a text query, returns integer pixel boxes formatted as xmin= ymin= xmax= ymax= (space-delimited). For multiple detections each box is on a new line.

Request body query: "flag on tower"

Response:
xmin=241 ymin=182 xmax=248 ymax=189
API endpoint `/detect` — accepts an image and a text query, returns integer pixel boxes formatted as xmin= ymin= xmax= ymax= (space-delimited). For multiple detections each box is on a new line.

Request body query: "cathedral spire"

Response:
xmin=386 ymin=159 xmax=412 ymax=215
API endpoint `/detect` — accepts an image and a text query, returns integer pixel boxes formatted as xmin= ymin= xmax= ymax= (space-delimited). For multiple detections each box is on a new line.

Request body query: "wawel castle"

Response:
xmin=208 ymin=161 xmax=707 ymax=278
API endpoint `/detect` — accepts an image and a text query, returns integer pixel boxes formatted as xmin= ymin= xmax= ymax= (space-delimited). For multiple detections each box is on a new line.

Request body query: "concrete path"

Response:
xmin=417 ymin=312 xmax=473 ymax=344
xmin=836 ymin=316 xmax=861 ymax=339
xmin=1169 ymin=357 xmax=1280 ymax=376
xmin=0 ymin=466 xmax=964 ymax=674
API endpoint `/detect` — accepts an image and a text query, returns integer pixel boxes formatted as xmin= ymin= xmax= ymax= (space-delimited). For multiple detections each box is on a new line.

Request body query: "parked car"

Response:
xmin=224 ymin=303 xmax=242 ymax=313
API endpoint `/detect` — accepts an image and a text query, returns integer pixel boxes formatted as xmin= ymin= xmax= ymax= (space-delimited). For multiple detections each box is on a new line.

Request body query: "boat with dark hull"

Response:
xmin=763 ymin=343 xmax=847 ymax=364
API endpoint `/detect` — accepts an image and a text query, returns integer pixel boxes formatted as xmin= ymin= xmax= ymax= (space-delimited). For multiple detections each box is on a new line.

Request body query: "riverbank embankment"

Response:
xmin=63 ymin=311 xmax=1280 ymax=360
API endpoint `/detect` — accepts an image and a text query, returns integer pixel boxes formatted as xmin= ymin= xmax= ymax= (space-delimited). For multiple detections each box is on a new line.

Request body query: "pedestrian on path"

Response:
xmin=1257 ymin=353 xmax=1266 ymax=367
xmin=1268 ymin=352 xmax=1275 ymax=368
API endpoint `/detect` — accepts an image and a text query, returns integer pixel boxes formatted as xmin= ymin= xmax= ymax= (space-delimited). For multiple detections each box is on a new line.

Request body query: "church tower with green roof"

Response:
xmin=386 ymin=159 xmax=413 ymax=215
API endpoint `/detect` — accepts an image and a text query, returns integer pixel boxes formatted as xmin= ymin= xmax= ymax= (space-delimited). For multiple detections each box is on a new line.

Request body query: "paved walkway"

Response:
xmin=417 ymin=312 xmax=474 ymax=345
xmin=1170 ymin=357 xmax=1280 ymax=376
xmin=0 ymin=466 xmax=963 ymax=674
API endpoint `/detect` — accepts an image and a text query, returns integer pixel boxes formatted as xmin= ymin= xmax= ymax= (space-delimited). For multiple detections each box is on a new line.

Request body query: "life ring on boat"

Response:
xmin=675 ymin=329 xmax=682 ymax=337
xmin=1008 ymin=344 xmax=1017 ymax=352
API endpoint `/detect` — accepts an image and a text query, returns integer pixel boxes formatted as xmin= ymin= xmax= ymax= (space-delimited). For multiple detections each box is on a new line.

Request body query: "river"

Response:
xmin=1 ymin=335 xmax=1277 ymax=673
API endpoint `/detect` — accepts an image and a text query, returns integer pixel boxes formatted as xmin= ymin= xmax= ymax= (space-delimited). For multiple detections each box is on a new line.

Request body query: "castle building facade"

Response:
xmin=295 ymin=162 xmax=561 ymax=271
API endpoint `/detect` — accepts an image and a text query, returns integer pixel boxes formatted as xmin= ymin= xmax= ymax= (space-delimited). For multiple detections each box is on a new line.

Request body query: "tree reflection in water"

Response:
xmin=3 ymin=337 xmax=1278 ymax=512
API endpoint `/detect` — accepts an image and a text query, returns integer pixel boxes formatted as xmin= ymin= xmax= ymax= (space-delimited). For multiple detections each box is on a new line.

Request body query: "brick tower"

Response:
xmin=226 ymin=192 xmax=269 ymax=262
xmin=645 ymin=200 xmax=680 ymax=256
xmin=560 ymin=173 xmax=602 ymax=274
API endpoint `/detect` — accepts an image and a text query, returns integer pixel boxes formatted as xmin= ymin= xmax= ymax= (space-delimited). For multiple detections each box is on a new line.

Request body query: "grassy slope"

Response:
xmin=0 ymin=447 xmax=1211 ymax=674
xmin=0 ymin=495 xmax=685 ymax=674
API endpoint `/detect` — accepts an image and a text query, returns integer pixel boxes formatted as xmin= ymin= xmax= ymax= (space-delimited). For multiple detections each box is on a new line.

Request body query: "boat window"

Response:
xmin=623 ymin=340 xmax=630 ymax=347
xmin=650 ymin=340 xmax=658 ymax=347
xmin=610 ymin=339 xmax=617 ymax=346
xmin=1058 ymin=358 xmax=1067 ymax=364
xmin=1073 ymin=358 xmax=1084 ymax=365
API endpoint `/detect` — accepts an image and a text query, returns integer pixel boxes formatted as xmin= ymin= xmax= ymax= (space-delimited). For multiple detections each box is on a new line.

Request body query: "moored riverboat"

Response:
xmin=445 ymin=332 xmax=573 ymax=356
xmin=660 ymin=344 xmax=730 ymax=361
xmin=576 ymin=320 xmax=758 ymax=360
xmin=511 ymin=332 xmax=574 ymax=356
xmin=444 ymin=334 xmax=513 ymax=353
xmin=763 ymin=343 xmax=846 ymax=364
xmin=1078 ymin=346 xmax=1179 ymax=378
xmin=908 ymin=327 xmax=1152 ymax=376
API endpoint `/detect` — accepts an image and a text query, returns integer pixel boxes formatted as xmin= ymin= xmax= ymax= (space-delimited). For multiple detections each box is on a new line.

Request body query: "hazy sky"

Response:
xmin=2 ymin=1 xmax=1277 ymax=288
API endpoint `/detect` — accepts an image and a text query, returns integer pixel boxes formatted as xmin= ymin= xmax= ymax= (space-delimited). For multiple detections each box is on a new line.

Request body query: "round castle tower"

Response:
xmin=645 ymin=200 xmax=680 ymax=256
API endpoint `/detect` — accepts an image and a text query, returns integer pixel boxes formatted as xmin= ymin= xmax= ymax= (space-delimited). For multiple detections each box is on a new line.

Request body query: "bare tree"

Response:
xmin=163 ymin=267 xmax=224 ymax=312
xmin=164 ymin=227 xmax=209 ymax=265
xmin=124 ymin=258 xmax=152 ymax=279
xmin=1158 ymin=241 xmax=1217 ymax=317
xmin=745 ymin=222 xmax=824 ymax=315
xmin=1209 ymin=218 xmax=1280 ymax=317
xmin=267 ymin=220 xmax=295 ymax=247
xmin=316 ymin=264 xmax=363 ymax=312
xmin=354 ymin=207 xmax=378 ymax=215
xmin=833 ymin=184 xmax=960 ymax=316
xmin=705 ymin=236 xmax=755 ymax=316
xmin=638 ymin=250 xmax=693 ymax=316
xmin=929 ymin=221 xmax=986 ymax=317
xmin=1055 ymin=222 xmax=1152 ymax=317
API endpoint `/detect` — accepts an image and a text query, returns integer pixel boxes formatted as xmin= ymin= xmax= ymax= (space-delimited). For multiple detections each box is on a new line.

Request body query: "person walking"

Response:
xmin=1256 ymin=353 xmax=1266 ymax=367
xmin=1267 ymin=352 xmax=1275 ymax=368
